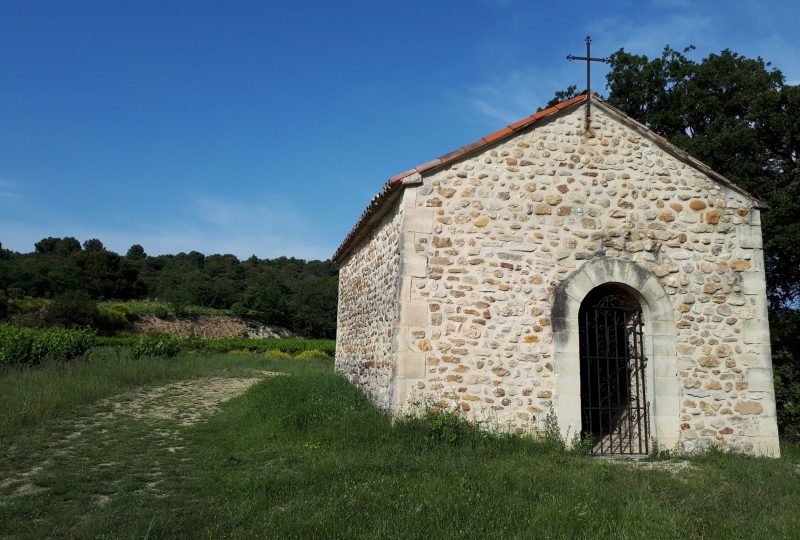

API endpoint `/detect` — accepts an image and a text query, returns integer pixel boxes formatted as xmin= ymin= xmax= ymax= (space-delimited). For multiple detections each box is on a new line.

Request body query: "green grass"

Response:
xmin=0 ymin=348 xmax=325 ymax=439
xmin=97 ymin=299 xmax=233 ymax=316
xmin=96 ymin=335 xmax=336 ymax=355
xmin=1 ymin=354 xmax=799 ymax=538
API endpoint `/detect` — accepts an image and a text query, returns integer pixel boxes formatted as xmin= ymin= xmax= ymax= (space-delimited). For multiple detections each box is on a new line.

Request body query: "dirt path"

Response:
xmin=0 ymin=371 xmax=280 ymax=500
xmin=99 ymin=372 xmax=280 ymax=426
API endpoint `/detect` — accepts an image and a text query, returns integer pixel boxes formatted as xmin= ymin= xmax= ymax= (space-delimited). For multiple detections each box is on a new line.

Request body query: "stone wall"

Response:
xmin=335 ymin=198 xmax=404 ymax=411
xmin=391 ymin=103 xmax=778 ymax=455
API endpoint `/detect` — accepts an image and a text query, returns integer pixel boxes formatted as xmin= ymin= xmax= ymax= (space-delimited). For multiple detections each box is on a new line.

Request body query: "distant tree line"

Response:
xmin=0 ymin=238 xmax=338 ymax=338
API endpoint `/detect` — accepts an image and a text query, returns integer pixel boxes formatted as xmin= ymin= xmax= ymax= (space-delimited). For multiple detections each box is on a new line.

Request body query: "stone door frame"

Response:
xmin=551 ymin=258 xmax=681 ymax=452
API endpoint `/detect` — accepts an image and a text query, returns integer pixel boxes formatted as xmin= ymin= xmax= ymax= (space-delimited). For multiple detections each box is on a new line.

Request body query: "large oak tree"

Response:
xmin=550 ymin=46 xmax=800 ymax=440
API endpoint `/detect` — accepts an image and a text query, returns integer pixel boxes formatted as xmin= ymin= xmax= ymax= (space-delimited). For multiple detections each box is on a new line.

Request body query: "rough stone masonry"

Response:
xmin=333 ymin=94 xmax=780 ymax=457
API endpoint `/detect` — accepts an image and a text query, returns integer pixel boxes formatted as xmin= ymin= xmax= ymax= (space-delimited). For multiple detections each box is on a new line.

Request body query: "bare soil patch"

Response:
xmin=102 ymin=372 xmax=279 ymax=426
xmin=132 ymin=313 xmax=294 ymax=339
xmin=614 ymin=459 xmax=694 ymax=475
xmin=0 ymin=371 xmax=279 ymax=499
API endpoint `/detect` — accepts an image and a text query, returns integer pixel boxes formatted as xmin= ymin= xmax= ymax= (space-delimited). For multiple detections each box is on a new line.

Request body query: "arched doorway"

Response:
xmin=579 ymin=284 xmax=650 ymax=455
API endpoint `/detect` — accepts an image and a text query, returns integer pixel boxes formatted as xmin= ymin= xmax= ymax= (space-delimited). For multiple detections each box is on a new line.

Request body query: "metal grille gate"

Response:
xmin=579 ymin=292 xmax=650 ymax=456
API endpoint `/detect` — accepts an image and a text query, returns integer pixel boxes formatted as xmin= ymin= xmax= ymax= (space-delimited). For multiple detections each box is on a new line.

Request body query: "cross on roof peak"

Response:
xmin=567 ymin=35 xmax=610 ymax=129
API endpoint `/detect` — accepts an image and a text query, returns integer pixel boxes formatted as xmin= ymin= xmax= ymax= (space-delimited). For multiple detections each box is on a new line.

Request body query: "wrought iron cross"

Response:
xmin=567 ymin=35 xmax=610 ymax=129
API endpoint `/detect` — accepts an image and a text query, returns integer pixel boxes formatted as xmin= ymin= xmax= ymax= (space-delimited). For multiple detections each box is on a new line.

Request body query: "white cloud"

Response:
xmin=592 ymin=4 xmax=800 ymax=83
xmin=452 ymin=65 xmax=576 ymax=126
xmin=0 ymin=180 xmax=25 ymax=200
xmin=455 ymin=3 xmax=800 ymax=128
xmin=590 ymin=14 xmax=715 ymax=59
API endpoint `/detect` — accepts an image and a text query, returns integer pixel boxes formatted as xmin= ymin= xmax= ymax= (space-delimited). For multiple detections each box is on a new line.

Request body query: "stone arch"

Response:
xmin=551 ymin=258 xmax=680 ymax=451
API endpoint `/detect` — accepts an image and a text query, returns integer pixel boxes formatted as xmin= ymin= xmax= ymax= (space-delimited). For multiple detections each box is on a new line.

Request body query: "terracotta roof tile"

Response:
xmin=332 ymin=92 xmax=589 ymax=262
xmin=459 ymin=140 xmax=486 ymax=153
xmin=438 ymin=147 xmax=468 ymax=163
xmin=333 ymin=90 xmax=767 ymax=262
xmin=507 ymin=115 xmax=536 ymax=130
xmin=387 ymin=169 xmax=417 ymax=184
xmin=482 ymin=126 xmax=514 ymax=144
xmin=415 ymin=158 xmax=443 ymax=174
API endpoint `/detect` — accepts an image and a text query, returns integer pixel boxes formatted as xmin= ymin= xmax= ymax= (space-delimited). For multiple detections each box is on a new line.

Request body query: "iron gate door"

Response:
xmin=579 ymin=293 xmax=650 ymax=456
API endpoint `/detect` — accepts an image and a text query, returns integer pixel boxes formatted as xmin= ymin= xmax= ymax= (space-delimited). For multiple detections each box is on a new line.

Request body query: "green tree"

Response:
xmin=542 ymin=84 xmax=578 ymax=110
xmin=82 ymin=238 xmax=105 ymax=253
xmin=240 ymin=267 xmax=291 ymax=327
xmin=606 ymin=47 xmax=797 ymax=306
xmin=46 ymin=290 xmax=98 ymax=328
xmin=34 ymin=237 xmax=82 ymax=257
xmin=549 ymin=45 xmax=800 ymax=439
xmin=126 ymin=244 xmax=147 ymax=261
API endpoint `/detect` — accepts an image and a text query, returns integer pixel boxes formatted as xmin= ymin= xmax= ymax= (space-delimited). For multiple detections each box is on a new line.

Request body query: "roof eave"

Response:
xmin=333 ymin=92 xmax=769 ymax=263
xmin=332 ymin=94 xmax=590 ymax=261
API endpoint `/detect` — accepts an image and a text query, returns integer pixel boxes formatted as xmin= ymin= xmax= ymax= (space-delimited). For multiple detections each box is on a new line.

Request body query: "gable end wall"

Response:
xmin=392 ymin=105 xmax=778 ymax=456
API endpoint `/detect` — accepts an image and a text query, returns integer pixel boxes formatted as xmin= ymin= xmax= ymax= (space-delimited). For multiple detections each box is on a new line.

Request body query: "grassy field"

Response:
xmin=1 ymin=353 xmax=799 ymax=538
xmin=95 ymin=335 xmax=336 ymax=356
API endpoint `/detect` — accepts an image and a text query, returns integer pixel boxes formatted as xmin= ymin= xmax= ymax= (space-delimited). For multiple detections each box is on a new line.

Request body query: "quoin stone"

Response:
xmin=333 ymin=93 xmax=780 ymax=457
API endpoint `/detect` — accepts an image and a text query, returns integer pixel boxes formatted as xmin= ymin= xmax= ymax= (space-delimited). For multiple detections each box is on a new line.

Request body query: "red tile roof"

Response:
xmin=332 ymin=93 xmax=589 ymax=262
xmin=332 ymin=91 xmax=766 ymax=262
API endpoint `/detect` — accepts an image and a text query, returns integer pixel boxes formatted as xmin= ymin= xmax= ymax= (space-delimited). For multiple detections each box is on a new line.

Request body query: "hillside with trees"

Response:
xmin=0 ymin=238 xmax=338 ymax=338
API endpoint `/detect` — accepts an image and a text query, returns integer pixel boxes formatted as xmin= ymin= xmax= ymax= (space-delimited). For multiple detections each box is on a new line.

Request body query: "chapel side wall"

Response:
xmin=335 ymin=199 xmax=404 ymax=411
xmin=400 ymin=105 xmax=779 ymax=455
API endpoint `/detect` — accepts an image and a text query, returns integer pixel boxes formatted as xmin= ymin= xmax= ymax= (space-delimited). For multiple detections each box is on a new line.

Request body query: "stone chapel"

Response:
xmin=332 ymin=92 xmax=780 ymax=457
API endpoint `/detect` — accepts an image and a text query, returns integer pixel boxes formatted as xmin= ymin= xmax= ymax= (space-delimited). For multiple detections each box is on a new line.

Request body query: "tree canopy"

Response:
xmin=548 ymin=45 xmax=800 ymax=441
xmin=0 ymin=240 xmax=338 ymax=338
xmin=550 ymin=46 xmax=800 ymax=308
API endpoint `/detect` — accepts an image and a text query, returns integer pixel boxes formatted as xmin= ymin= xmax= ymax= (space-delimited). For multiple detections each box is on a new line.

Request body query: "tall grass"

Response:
xmin=96 ymin=335 xmax=336 ymax=355
xmin=180 ymin=373 xmax=800 ymax=537
xmin=1 ymin=354 xmax=798 ymax=537
xmin=0 ymin=348 xmax=326 ymax=439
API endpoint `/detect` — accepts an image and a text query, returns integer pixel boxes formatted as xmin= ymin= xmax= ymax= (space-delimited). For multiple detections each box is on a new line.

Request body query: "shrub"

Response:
xmin=46 ymin=291 xmax=98 ymax=329
xmin=231 ymin=303 xmax=249 ymax=317
xmin=0 ymin=324 xmax=96 ymax=365
xmin=128 ymin=334 xmax=180 ymax=360
xmin=228 ymin=349 xmax=254 ymax=356
xmin=420 ymin=409 xmax=473 ymax=444
xmin=96 ymin=303 xmax=134 ymax=334
xmin=295 ymin=349 xmax=328 ymax=359
xmin=110 ymin=303 xmax=134 ymax=318
xmin=263 ymin=349 xmax=292 ymax=359
xmin=0 ymin=291 xmax=7 ymax=320
xmin=542 ymin=403 xmax=565 ymax=449
xmin=8 ymin=297 xmax=51 ymax=326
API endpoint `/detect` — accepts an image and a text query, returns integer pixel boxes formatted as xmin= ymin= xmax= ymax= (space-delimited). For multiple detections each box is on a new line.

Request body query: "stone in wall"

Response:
xmin=398 ymin=105 xmax=776 ymax=454
xmin=335 ymin=200 xmax=404 ymax=410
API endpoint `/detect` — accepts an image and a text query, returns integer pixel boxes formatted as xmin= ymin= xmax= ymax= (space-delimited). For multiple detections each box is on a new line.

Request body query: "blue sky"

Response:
xmin=2 ymin=0 xmax=799 ymax=260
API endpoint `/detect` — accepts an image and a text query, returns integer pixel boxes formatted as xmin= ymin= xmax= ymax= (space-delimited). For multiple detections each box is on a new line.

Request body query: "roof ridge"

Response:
xmin=332 ymin=92 xmax=588 ymax=262
xmin=387 ymin=91 xmax=589 ymax=184
xmin=332 ymin=90 xmax=766 ymax=263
